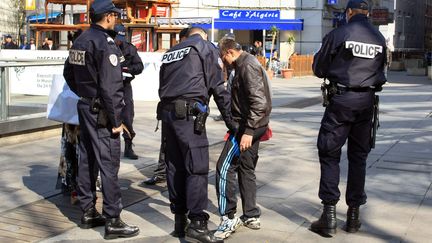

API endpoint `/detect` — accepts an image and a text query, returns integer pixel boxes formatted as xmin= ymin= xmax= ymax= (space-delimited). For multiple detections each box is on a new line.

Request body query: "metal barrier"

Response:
xmin=0 ymin=61 xmax=64 ymax=136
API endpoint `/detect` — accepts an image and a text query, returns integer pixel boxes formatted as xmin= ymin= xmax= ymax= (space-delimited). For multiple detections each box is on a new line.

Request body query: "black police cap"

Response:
xmin=91 ymin=0 xmax=122 ymax=15
xmin=346 ymin=0 xmax=369 ymax=11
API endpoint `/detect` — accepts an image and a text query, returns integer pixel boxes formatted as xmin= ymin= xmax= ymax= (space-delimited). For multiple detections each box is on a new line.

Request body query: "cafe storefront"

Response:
xmin=194 ymin=9 xmax=304 ymax=62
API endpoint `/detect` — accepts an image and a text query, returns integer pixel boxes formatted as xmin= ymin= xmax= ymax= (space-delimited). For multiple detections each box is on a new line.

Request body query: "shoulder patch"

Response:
xmin=69 ymin=49 xmax=86 ymax=66
xmin=345 ymin=41 xmax=383 ymax=59
xmin=107 ymin=36 xmax=115 ymax=44
xmin=161 ymin=47 xmax=191 ymax=64
xmin=109 ymin=54 xmax=118 ymax=66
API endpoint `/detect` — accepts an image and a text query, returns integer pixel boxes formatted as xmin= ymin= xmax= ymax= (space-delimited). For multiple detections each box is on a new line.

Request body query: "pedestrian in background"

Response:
xmin=2 ymin=35 xmax=18 ymax=49
xmin=311 ymin=0 xmax=387 ymax=236
xmin=42 ymin=37 xmax=57 ymax=50
xmin=24 ymin=38 xmax=36 ymax=50
xmin=214 ymin=37 xmax=272 ymax=239
xmin=158 ymin=26 xmax=236 ymax=243
xmin=63 ymin=0 xmax=139 ymax=239
xmin=114 ymin=24 xmax=144 ymax=160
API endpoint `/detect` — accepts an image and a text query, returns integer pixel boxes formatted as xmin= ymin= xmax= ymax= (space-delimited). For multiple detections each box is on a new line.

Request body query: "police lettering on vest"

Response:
xmin=161 ymin=47 xmax=191 ymax=64
xmin=69 ymin=49 xmax=86 ymax=65
xmin=345 ymin=41 xmax=383 ymax=59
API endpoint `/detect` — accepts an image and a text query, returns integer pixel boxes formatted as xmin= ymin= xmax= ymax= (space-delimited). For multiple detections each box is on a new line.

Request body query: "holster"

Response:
xmin=156 ymin=101 xmax=163 ymax=120
xmin=321 ymin=81 xmax=337 ymax=107
xmin=192 ymin=102 xmax=209 ymax=134
xmin=89 ymin=98 xmax=108 ymax=127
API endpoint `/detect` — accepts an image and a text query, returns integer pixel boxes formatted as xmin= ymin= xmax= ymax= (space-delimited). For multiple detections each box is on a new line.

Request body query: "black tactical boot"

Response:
xmin=345 ymin=206 xmax=361 ymax=233
xmin=124 ymin=139 xmax=138 ymax=160
xmin=172 ymin=214 xmax=188 ymax=238
xmin=185 ymin=219 xmax=224 ymax=243
xmin=141 ymin=175 xmax=166 ymax=186
xmin=104 ymin=217 xmax=140 ymax=240
xmin=310 ymin=204 xmax=337 ymax=236
xmin=80 ymin=207 xmax=106 ymax=229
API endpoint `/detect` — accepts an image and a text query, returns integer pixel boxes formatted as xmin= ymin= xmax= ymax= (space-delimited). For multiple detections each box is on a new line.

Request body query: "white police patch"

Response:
xmin=69 ymin=49 xmax=86 ymax=66
xmin=109 ymin=54 xmax=118 ymax=66
xmin=107 ymin=36 xmax=115 ymax=43
xmin=345 ymin=41 xmax=383 ymax=59
xmin=161 ymin=47 xmax=191 ymax=64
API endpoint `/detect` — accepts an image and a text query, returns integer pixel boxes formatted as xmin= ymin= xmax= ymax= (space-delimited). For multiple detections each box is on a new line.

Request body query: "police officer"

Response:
xmin=159 ymin=27 xmax=236 ymax=243
xmin=141 ymin=27 xmax=190 ymax=186
xmin=114 ymin=24 xmax=144 ymax=160
xmin=311 ymin=0 xmax=386 ymax=235
xmin=63 ymin=0 xmax=139 ymax=239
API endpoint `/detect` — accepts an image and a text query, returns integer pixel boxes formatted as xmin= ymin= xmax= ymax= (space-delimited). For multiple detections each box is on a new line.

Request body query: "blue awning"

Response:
xmin=28 ymin=12 xmax=61 ymax=23
xmin=193 ymin=18 xmax=304 ymax=31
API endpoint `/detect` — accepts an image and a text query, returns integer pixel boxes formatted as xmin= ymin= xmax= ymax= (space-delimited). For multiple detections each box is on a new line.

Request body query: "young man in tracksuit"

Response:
xmin=214 ymin=37 xmax=272 ymax=239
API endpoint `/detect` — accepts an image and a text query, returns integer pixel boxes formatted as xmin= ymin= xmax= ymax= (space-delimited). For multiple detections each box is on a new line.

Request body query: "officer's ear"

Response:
xmin=346 ymin=8 xmax=354 ymax=21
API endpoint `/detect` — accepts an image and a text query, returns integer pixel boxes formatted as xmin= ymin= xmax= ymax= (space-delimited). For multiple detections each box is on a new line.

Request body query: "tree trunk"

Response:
xmin=267 ymin=32 xmax=276 ymax=71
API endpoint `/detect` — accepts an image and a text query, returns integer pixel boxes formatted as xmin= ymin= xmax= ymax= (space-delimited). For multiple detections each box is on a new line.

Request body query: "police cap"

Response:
xmin=346 ymin=0 xmax=369 ymax=11
xmin=114 ymin=24 xmax=126 ymax=42
xmin=91 ymin=0 xmax=122 ymax=15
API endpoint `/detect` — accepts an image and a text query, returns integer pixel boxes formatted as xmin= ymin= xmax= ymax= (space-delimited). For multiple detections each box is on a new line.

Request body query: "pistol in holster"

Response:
xmin=89 ymin=98 xmax=109 ymax=127
xmin=192 ymin=102 xmax=209 ymax=134
xmin=321 ymin=80 xmax=337 ymax=107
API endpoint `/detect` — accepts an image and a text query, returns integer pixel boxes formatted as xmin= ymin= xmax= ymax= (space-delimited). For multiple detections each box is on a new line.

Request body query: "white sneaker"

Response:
xmin=241 ymin=216 xmax=261 ymax=230
xmin=214 ymin=215 xmax=242 ymax=239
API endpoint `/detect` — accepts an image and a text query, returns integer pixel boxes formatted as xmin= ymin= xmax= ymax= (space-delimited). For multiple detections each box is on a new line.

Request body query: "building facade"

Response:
xmin=173 ymin=0 xmax=324 ymax=62
xmin=425 ymin=0 xmax=432 ymax=51
xmin=0 ymin=1 xmax=20 ymax=41
xmin=173 ymin=0 xmax=396 ymax=61
xmin=394 ymin=0 xmax=424 ymax=50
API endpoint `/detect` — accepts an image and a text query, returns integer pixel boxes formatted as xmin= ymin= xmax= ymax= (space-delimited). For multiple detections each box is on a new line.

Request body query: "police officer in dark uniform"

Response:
xmin=114 ymin=24 xmax=144 ymax=160
xmin=311 ymin=0 xmax=386 ymax=236
xmin=63 ymin=0 xmax=139 ymax=239
xmin=159 ymin=27 xmax=236 ymax=243
xmin=141 ymin=27 xmax=190 ymax=186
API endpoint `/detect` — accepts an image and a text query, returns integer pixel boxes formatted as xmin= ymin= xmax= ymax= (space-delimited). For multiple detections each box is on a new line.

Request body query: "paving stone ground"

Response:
xmin=0 ymin=71 xmax=431 ymax=242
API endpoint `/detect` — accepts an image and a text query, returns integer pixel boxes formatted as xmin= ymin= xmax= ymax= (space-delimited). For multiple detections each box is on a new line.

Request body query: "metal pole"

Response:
xmin=263 ymin=29 xmax=266 ymax=57
xmin=402 ymin=15 xmax=405 ymax=48
xmin=0 ymin=67 xmax=8 ymax=121
xmin=211 ymin=17 xmax=215 ymax=43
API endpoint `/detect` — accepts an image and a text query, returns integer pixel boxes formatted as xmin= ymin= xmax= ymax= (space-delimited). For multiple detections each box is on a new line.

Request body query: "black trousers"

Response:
xmin=317 ymin=91 xmax=374 ymax=207
xmin=161 ymin=109 xmax=209 ymax=221
xmin=122 ymin=83 xmax=135 ymax=140
xmin=77 ymin=101 xmax=122 ymax=218
xmin=154 ymin=133 xmax=167 ymax=178
xmin=215 ymin=126 xmax=267 ymax=219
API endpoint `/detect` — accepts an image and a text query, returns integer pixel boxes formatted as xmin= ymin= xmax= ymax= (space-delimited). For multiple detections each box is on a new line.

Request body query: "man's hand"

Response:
xmin=112 ymin=125 xmax=124 ymax=134
xmin=240 ymin=134 xmax=253 ymax=152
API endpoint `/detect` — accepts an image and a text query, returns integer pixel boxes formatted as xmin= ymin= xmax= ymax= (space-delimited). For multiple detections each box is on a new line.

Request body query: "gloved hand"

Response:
xmin=225 ymin=120 xmax=239 ymax=134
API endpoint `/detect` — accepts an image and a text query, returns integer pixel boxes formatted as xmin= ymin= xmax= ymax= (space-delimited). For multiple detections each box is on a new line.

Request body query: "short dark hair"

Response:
xmin=179 ymin=27 xmax=190 ymax=39
xmin=187 ymin=27 xmax=207 ymax=37
xmin=218 ymin=37 xmax=242 ymax=55
xmin=90 ymin=8 xmax=106 ymax=23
